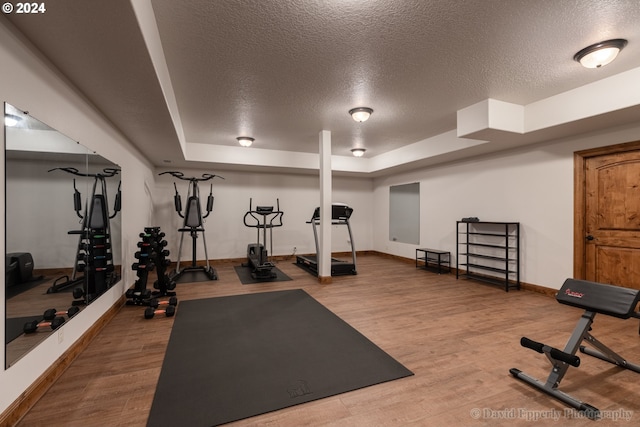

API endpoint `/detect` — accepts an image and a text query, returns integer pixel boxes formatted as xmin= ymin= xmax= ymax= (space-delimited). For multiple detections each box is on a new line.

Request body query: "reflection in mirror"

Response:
xmin=4 ymin=103 xmax=121 ymax=368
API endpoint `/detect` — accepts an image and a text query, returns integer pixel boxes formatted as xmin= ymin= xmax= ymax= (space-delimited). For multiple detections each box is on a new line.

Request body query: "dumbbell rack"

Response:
xmin=72 ymin=228 xmax=118 ymax=305
xmin=149 ymin=227 xmax=177 ymax=298
xmin=125 ymin=227 xmax=176 ymax=306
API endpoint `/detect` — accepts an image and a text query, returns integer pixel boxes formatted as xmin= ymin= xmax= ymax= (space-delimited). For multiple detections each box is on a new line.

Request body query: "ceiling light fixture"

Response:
xmin=351 ymin=148 xmax=366 ymax=157
xmin=4 ymin=114 xmax=21 ymax=127
xmin=236 ymin=136 xmax=254 ymax=147
xmin=574 ymin=39 xmax=628 ymax=68
xmin=349 ymin=107 xmax=373 ymax=122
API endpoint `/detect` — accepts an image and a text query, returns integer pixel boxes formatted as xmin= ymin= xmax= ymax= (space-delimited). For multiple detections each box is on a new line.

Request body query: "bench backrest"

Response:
xmin=556 ymin=278 xmax=640 ymax=319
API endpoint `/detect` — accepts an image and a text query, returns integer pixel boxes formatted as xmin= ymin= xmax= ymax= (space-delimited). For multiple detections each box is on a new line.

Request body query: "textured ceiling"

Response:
xmin=4 ymin=0 xmax=640 ymax=173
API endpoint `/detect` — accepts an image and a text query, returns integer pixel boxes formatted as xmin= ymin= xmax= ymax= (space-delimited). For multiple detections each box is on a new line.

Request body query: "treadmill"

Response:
xmin=296 ymin=203 xmax=357 ymax=276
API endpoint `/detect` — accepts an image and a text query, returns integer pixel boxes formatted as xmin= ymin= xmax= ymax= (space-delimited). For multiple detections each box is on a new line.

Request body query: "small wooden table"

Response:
xmin=416 ymin=248 xmax=450 ymax=274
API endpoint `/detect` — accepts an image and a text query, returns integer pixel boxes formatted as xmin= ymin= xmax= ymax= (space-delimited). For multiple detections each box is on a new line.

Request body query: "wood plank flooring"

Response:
xmin=14 ymin=254 xmax=640 ymax=426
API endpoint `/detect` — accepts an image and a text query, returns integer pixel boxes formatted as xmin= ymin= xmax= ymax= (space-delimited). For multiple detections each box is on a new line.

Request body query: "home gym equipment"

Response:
xmin=160 ymin=171 xmax=223 ymax=282
xmin=242 ymin=198 xmax=284 ymax=280
xmin=24 ymin=316 xmax=65 ymax=334
xmin=296 ymin=203 xmax=357 ymax=276
xmin=46 ymin=167 xmax=121 ymax=306
xmin=510 ymin=278 xmax=640 ymax=419
xmin=125 ymin=227 xmax=176 ymax=306
xmin=43 ymin=306 xmax=80 ymax=321
xmin=144 ymin=305 xmax=176 ymax=319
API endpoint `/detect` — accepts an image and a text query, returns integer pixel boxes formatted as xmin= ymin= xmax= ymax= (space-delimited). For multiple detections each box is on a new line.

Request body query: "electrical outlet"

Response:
xmin=58 ymin=328 xmax=64 ymax=344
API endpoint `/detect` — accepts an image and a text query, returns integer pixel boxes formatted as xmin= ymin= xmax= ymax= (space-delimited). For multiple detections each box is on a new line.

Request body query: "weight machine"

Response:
xmin=47 ymin=167 xmax=121 ymax=305
xmin=160 ymin=171 xmax=223 ymax=282
xmin=242 ymin=198 xmax=283 ymax=280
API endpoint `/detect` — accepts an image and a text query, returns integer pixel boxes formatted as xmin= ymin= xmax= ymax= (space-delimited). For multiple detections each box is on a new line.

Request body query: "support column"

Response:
xmin=318 ymin=130 xmax=332 ymax=284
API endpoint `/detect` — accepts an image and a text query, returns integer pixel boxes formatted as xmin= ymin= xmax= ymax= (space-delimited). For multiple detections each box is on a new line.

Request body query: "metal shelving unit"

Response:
xmin=456 ymin=221 xmax=520 ymax=291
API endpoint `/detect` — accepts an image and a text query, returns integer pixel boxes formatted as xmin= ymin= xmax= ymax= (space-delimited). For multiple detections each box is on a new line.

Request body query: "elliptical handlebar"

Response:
xmin=159 ymin=171 xmax=225 ymax=182
xmin=243 ymin=198 xmax=283 ymax=228
xmin=49 ymin=167 xmax=120 ymax=178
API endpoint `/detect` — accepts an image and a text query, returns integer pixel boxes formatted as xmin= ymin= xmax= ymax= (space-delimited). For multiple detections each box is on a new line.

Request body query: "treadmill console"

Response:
xmin=311 ymin=204 xmax=353 ymax=220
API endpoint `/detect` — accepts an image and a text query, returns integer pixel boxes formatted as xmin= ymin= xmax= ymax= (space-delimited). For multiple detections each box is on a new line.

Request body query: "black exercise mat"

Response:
xmin=147 ymin=289 xmax=413 ymax=427
xmin=233 ymin=265 xmax=292 ymax=284
xmin=5 ymin=315 xmax=42 ymax=344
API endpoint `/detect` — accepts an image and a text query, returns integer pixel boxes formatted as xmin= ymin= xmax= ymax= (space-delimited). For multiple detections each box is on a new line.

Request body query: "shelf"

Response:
xmin=462 ymin=231 xmax=516 ymax=237
xmin=459 ymin=263 xmax=516 ymax=274
xmin=460 ymin=253 xmax=516 ymax=262
xmin=456 ymin=221 xmax=520 ymax=292
xmin=465 ymin=242 xmax=516 ymax=250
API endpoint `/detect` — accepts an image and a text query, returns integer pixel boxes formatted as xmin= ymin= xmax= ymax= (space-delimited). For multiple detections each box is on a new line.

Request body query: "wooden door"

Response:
xmin=576 ymin=144 xmax=640 ymax=289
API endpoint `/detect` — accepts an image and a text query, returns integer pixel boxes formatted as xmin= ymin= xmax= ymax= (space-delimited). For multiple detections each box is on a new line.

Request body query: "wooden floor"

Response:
xmin=14 ymin=254 xmax=640 ymax=426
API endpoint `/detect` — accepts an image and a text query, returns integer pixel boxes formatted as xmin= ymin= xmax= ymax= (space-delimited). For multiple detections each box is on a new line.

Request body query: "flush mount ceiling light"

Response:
xmin=4 ymin=114 xmax=21 ymax=127
xmin=574 ymin=39 xmax=628 ymax=68
xmin=349 ymin=107 xmax=373 ymax=122
xmin=236 ymin=136 xmax=254 ymax=147
xmin=351 ymin=148 xmax=366 ymax=157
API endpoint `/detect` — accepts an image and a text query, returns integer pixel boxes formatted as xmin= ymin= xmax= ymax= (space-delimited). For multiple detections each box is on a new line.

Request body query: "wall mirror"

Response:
xmin=389 ymin=182 xmax=420 ymax=245
xmin=4 ymin=102 xmax=121 ymax=368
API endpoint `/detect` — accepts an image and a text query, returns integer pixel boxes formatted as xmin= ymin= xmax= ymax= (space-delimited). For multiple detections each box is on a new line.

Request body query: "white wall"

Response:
xmin=154 ymin=169 xmax=373 ymax=262
xmin=1 ymin=18 xmax=154 ymax=415
xmin=374 ymin=122 xmax=640 ymax=290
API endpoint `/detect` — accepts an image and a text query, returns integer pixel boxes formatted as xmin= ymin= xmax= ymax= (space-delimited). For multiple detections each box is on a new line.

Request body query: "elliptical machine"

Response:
xmin=242 ymin=198 xmax=283 ymax=280
xmin=160 ymin=171 xmax=223 ymax=282
xmin=47 ymin=167 xmax=121 ymax=305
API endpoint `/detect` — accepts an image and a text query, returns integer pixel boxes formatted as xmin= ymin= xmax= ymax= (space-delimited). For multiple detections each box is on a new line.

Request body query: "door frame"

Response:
xmin=574 ymin=139 xmax=640 ymax=279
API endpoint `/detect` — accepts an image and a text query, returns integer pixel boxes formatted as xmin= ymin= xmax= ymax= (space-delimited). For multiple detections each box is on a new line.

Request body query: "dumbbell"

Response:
xmin=24 ymin=316 xmax=65 ymax=334
xmin=134 ymin=251 xmax=153 ymax=259
xmin=43 ymin=306 xmax=80 ymax=320
xmin=144 ymin=305 xmax=176 ymax=319
xmin=160 ymin=249 xmax=170 ymax=257
xmin=148 ymin=296 xmax=178 ymax=308
xmin=73 ymin=287 xmax=85 ymax=299
xmin=153 ymin=278 xmax=177 ymax=291
xmin=137 ymin=241 xmax=157 ymax=249
xmin=132 ymin=262 xmax=155 ymax=271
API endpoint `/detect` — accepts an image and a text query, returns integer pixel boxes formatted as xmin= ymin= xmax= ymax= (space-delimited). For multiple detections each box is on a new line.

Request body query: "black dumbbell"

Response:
xmin=132 ymin=262 xmax=155 ymax=271
xmin=24 ymin=316 xmax=65 ymax=334
xmin=153 ymin=278 xmax=175 ymax=290
xmin=73 ymin=287 xmax=85 ymax=299
xmin=148 ymin=296 xmax=178 ymax=309
xmin=134 ymin=251 xmax=153 ymax=259
xmin=137 ymin=241 xmax=157 ymax=249
xmin=144 ymin=305 xmax=176 ymax=319
xmin=43 ymin=306 xmax=80 ymax=320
